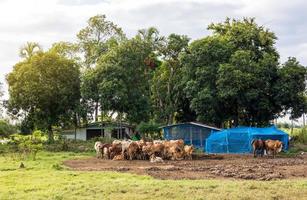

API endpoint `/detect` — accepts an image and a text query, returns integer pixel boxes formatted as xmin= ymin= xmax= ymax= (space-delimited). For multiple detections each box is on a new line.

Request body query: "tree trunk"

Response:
xmin=94 ymin=101 xmax=99 ymax=122
xmin=47 ymin=125 xmax=54 ymax=143
xmin=168 ymin=113 xmax=174 ymax=125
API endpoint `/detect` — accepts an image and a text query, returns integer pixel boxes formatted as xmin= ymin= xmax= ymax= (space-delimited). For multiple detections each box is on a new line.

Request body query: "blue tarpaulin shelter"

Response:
xmin=205 ymin=126 xmax=289 ymax=154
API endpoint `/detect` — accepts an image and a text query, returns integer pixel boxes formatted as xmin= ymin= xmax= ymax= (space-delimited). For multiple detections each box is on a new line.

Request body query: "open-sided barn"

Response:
xmin=205 ymin=126 xmax=289 ymax=154
xmin=62 ymin=122 xmax=133 ymax=141
xmin=161 ymin=122 xmax=221 ymax=149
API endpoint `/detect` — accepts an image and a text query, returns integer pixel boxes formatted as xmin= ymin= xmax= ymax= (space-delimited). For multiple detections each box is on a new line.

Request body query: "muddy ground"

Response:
xmin=63 ymin=153 xmax=307 ymax=181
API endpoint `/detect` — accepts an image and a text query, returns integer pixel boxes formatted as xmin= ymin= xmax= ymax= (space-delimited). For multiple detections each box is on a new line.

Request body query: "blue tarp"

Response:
xmin=205 ymin=126 xmax=289 ymax=154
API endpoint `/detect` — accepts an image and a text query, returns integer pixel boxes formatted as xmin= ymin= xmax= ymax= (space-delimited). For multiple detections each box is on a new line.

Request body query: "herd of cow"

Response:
xmin=94 ymin=139 xmax=194 ymax=162
xmin=94 ymin=138 xmax=284 ymax=162
xmin=251 ymin=139 xmax=283 ymax=158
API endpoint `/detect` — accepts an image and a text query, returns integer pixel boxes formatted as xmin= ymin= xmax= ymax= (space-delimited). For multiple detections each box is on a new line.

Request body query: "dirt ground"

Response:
xmin=63 ymin=153 xmax=307 ymax=181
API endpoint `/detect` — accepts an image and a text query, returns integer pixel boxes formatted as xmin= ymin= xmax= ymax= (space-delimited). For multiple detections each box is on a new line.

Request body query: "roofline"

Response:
xmin=160 ymin=122 xmax=221 ymax=131
xmin=79 ymin=121 xmax=133 ymax=128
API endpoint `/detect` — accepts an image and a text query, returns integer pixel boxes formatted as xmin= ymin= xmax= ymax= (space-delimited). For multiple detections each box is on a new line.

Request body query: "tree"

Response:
xmin=96 ymin=28 xmax=163 ymax=124
xmin=77 ymin=14 xmax=126 ymax=67
xmin=181 ymin=36 xmax=234 ymax=127
xmin=77 ymin=15 xmax=126 ymax=122
xmin=7 ymin=51 xmax=80 ymax=141
xmin=181 ymin=18 xmax=282 ymax=127
xmin=275 ymin=57 xmax=307 ymax=119
xmin=50 ymin=41 xmax=80 ymax=61
xmin=0 ymin=120 xmax=17 ymax=137
xmin=151 ymin=34 xmax=190 ymax=124
xmin=19 ymin=42 xmax=42 ymax=59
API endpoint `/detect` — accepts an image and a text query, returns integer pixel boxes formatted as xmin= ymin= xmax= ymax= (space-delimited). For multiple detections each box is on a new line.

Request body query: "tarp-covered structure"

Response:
xmin=205 ymin=126 xmax=289 ymax=154
xmin=162 ymin=122 xmax=221 ymax=149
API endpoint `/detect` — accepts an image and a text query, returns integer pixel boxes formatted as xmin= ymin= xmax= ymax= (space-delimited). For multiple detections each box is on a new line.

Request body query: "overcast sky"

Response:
xmin=0 ymin=0 xmax=306 ymax=122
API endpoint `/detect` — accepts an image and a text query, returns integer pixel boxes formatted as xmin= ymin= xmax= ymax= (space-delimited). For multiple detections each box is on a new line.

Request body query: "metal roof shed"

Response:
xmin=161 ymin=122 xmax=221 ymax=149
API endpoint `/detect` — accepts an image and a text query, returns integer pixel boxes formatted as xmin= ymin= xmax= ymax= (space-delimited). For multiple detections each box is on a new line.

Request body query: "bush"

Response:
xmin=136 ymin=121 xmax=162 ymax=139
xmin=293 ymin=127 xmax=307 ymax=144
xmin=0 ymin=120 xmax=18 ymax=138
xmin=8 ymin=130 xmax=44 ymax=160
xmin=44 ymin=137 xmax=115 ymax=153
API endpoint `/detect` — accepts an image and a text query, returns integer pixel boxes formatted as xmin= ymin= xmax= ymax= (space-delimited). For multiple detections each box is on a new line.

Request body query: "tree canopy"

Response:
xmin=5 ymin=16 xmax=307 ymax=133
xmin=180 ymin=18 xmax=306 ymax=127
xmin=7 ymin=50 xmax=80 ymax=140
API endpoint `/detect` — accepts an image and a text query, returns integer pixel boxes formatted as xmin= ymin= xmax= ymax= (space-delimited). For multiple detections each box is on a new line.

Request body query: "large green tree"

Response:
xmin=181 ymin=18 xmax=306 ymax=127
xmin=96 ymin=28 xmax=162 ymax=124
xmin=7 ymin=50 xmax=80 ymax=141
xmin=275 ymin=57 xmax=307 ymax=119
xmin=151 ymin=34 xmax=190 ymax=124
xmin=78 ymin=15 xmax=126 ymax=122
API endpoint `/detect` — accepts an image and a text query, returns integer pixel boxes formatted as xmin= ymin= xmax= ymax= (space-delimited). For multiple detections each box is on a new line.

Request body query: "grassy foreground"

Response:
xmin=0 ymin=152 xmax=307 ymax=200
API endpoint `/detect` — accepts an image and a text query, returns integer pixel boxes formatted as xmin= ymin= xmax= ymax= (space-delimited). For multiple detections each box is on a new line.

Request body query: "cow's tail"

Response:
xmin=251 ymin=139 xmax=256 ymax=146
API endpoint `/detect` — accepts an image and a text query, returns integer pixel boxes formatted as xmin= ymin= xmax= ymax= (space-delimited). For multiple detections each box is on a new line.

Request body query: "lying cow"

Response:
xmin=94 ymin=141 xmax=103 ymax=158
xmin=251 ymin=139 xmax=265 ymax=158
xmin=149 ymin=155 xmax=164 ymax=163
xmin=265 ymin=139 xmax=283 ymax=158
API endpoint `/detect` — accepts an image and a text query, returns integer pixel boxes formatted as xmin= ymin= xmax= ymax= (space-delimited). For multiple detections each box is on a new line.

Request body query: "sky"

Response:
xmin=0 ymin=0 xmax=306 ymax=123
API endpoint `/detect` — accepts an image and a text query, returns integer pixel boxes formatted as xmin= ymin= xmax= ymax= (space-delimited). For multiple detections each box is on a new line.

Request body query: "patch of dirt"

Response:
xmin=63 ymin=154 xmax=307 ymax=180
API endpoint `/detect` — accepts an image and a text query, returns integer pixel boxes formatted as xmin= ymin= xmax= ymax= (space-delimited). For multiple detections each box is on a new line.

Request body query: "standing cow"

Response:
xmin=264 ymin=139 xmax=283 ymax=158
xmin=251 ymin=139 xmax=265 ymax=158
xmin=94 ymin=141 xmax=104 ymax=158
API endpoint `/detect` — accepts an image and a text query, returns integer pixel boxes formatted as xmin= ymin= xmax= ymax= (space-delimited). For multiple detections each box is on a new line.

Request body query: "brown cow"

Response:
xmin=264 ymin=139 xmax=283 ymax=158
xmin=163 ymin=140 xmax=185 ymax=160
xmin=100 ymin=143 xmax=112 ymax=159
xmin=109 ymin=143 xmax=122 ymax=159
xmin=251 ymin=139 xmax=265 ymax=158
xmin=151 ymin=143 xmax=165 ymax=157
xmin=169 ymin=145 xmax=185 ymax=160
xmin=127 ymin=142 xmax=141 ymax=160
xmin=184 ymin=145 xmax=194 ymax=160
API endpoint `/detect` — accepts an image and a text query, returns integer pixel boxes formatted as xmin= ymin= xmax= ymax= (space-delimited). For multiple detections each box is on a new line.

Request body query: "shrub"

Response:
xmin=137 ymin=121 xmax=162 ymax=139
xmin=44 ymin=137 xmax=115 ymax=153
xmin=0 ymin=120 xmax=18 ymax=138
xmin=294 ymin=127 xmax=307 ymax=144
xmin=8 ymin=130 xmax=44 ymax=160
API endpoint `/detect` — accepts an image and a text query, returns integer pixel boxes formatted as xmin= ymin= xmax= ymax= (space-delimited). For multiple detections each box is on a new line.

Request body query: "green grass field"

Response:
xmin=0 ymin=151 xmax=307 ymax=200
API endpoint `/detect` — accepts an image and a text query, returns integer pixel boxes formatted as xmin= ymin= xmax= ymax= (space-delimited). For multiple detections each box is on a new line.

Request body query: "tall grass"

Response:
xmin=282 ymin=127 xmax=307 ymax=144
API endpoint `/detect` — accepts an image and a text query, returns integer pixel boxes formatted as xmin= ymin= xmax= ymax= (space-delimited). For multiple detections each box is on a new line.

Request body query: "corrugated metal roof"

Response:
xmin=160 ymin=122 xmax=221 ymax=131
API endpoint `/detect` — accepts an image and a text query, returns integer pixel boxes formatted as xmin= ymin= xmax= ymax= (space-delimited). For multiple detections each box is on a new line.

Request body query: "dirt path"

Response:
xmin=63 ymin=154 xmax=307 ymax=180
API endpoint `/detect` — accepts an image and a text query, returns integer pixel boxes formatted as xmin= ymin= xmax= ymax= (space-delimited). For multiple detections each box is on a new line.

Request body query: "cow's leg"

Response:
xmin=253 ymin=149 xmax=256 ymax=158
xmin=96 ymin=151 xmax=100 ymax=158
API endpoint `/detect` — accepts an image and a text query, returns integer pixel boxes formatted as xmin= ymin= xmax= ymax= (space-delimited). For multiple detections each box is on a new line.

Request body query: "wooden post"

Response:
xmin=190 ymin=126 xmax=192 ymax=145
xmin=200 ymin=129 xmax=203 ymax=147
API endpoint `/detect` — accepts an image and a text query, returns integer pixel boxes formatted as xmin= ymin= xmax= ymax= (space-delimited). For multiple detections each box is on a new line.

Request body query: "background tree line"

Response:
xmin=4 ymin=15 xmax=307 ymax=141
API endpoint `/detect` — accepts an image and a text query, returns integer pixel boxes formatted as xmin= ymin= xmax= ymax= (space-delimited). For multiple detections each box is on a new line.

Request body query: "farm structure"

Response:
xmin=205 ymin=126 xmax=289 ymax=154
xmin=161 ymin=122 xmax=221 ymax=149
xmin=62 ymin=121 xmax=133 ymax=141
